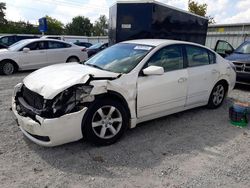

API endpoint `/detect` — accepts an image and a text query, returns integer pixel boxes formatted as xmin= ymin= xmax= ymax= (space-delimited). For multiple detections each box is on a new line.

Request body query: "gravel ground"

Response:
xmin=0 ymin=72 xmax=250 ymax=188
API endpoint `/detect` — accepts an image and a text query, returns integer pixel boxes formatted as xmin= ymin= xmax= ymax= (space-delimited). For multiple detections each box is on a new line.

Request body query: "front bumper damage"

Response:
xmin=12 ymin=84 xmax=87 ymax=147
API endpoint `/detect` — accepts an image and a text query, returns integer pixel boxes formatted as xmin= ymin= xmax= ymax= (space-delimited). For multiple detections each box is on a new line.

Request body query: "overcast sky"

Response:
xmin=2 ymin=0 xmax=250 ymax=25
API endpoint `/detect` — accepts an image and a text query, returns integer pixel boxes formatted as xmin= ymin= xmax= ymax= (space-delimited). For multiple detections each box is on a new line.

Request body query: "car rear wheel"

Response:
xmin=66 ymin=56 xmax=79 ymax=63
xmin=0 ymin=61 xmax=15 ymax=75
xmin=82 ymin=98 xmax=128 ymax=145
xmin=207 ymin=82 xmax=227 ymax=109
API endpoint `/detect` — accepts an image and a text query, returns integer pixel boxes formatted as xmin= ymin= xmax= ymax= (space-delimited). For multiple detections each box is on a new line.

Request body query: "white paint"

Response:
xmin=12 ymin=39 xmax=236 ymax=147
xmin=0 ymin=38 xmax=88 ymax=71
xmin=121 ymin=24 xmax=132 ymax=29
xmin=24 ymin=63 xmax=119 ymax=99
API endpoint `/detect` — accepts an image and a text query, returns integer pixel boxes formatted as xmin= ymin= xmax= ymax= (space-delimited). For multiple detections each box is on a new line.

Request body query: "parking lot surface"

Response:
xmin=0 ymin=72 xmax=250 ymax=188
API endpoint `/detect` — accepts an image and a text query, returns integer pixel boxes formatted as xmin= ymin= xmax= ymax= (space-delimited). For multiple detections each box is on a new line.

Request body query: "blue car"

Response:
xmin=215 ymin=40 xmax=250 ymax=85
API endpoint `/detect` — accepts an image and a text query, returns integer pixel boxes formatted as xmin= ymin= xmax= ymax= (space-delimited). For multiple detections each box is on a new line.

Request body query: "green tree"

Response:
xmin=0 ymin=2 xmax=7 ymax=25
xmin=65 ymin=16 xmax=93 ymax=36
xmin=45 ymin=16 xmax=64 ymax=35
xmin=0 ymin=21 xmax=39 ymax=34
xmin=92 ymin=15 xmax=108 ymax=36
xmin=188 ymin=0 xmax=215 ymax=24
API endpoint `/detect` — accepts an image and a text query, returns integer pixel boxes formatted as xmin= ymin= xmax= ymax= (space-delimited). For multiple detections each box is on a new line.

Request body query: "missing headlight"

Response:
xmin=51 ymin=85 xmax=94 ymax=116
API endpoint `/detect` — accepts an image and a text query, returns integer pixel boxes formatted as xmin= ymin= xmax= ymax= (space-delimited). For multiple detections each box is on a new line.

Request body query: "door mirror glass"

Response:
xmin=143 ymin=66 xmax=164 ymax=75
xmin=23 ymin=47 xmax=30 ymax=53
xmin=214 ymin=40 xmax=234 ymax=57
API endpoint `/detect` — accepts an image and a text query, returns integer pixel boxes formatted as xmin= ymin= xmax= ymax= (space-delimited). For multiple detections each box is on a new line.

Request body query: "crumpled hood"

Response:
xmin=226 ymin=53 xmax=250 ymax=63
xmin=23 ymin=63 xmax=119 ymax=99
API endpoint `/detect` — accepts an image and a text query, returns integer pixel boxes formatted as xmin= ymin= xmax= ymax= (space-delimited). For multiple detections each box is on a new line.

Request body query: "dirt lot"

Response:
xmin=0 ymin=72 xmax=250 ymax=188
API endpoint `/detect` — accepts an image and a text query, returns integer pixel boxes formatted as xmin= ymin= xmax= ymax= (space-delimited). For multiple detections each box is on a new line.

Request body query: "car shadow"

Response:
xmin=0 ymin=69 xmax=34 ymax=76
xmin=25 ymin=101 xmax=246 ymax=178
xmin=234 ymin=83 xmax=250 ymax=91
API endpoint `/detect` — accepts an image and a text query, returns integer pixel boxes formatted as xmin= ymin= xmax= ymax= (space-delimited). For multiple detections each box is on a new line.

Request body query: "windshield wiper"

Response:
xmin=85 ymin=63 xmax=104 ymax=70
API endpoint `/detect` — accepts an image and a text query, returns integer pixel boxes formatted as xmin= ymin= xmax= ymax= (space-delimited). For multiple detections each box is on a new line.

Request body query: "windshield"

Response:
xmin=85 ymin=43 xmax=153 ymax=73
xmin=8 ymin=40 xmax=28 ymax=51
xmin=235 ymin=41 xmax=250 ymax=54
xmin=88 ymin=43 xmax=104 ymax=49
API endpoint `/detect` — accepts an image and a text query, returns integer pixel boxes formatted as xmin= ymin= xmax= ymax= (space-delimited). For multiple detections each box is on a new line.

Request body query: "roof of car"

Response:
xmin=122 ymin=39 xmax=200 ymax=47
xmin=23 ymin=38 xmax=68 ymax=43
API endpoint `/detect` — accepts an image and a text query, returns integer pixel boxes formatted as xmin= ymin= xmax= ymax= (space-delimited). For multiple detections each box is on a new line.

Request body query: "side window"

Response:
xmin=186 ymin=45 xmax=209 ymax=67
xmin=24 ymin=41 xmax=47 ymax=51
xmin=65 ymin=43 xmax=72 ymax=48
xmin=16 ymin=36 xmax=26 ymax=40
xmin=147 ymin=45 xmax=183 ymax=72
xmin=1 ymin=36 xmax=15 ymax=46
xmin=214 ymin=40 xmax=234 ymax=57
xmin=0 ymin=37 xmax=8 ymax=45
xmin=48 ymin=41 xmax=69 ymax=49
xmin=24 ymin=42 xmax=38 ymax=50
xmin=208 ymin=51 xmax=216 ymax=64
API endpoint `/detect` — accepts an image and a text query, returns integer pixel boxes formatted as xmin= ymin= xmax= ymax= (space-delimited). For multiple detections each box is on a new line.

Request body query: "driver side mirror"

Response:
xmin=23 ymin=48 xmax=30 ymax=53
xmin=143 ymin=66 xmax=164 ymax=76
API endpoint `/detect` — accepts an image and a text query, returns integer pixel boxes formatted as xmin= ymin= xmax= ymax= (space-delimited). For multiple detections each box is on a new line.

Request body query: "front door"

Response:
xmin=18 ymin=41 xmax=48 ymax=69
xmin=137 ymin=45 xmax=188 ymax=118
xmin=214 ymin=40 xmax=234 ymax=58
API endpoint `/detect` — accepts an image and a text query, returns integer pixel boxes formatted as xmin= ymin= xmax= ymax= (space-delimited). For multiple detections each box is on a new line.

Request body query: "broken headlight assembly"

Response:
xmin=51 ymin=85 xmax=94 ymax=117
xmin=15 ymin=84 xmax=94 ymax=119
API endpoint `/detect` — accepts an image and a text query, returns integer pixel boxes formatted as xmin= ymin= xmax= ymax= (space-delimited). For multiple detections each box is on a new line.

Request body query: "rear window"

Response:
xmin=48 ymin=41 xmax=71 ymax=49
xmin=208 ymin=50 xmax=216 ymax=64
xmin=186 ymin=45 xmax=210 ymax=67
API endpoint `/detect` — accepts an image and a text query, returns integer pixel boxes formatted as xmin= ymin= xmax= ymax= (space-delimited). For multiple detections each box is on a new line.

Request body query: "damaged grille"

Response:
xmin=233 ymin=62 xmax=250 ymax=73
xmin=22 ymin=85 xmax=44 ymax=110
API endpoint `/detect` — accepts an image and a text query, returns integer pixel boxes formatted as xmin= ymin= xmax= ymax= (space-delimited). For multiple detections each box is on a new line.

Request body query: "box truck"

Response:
xmin=109 ymin=1 xmax=208 ymax=45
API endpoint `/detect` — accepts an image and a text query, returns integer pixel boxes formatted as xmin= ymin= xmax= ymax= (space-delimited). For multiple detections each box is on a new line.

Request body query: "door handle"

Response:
xmin=178 ymin=77 xmax=187 ymax=83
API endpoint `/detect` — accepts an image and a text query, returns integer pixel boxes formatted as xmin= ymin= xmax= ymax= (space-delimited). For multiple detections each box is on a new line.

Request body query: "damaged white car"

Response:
xmin=12 ymin=39 xmax=236 ymax=146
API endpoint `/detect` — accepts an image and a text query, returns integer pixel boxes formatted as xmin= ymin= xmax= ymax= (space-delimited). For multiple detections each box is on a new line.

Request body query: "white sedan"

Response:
xmin=12 ymin=39 xmax=236 ymax=146
xmin=0 ymin=39 xmax=88 ymax=75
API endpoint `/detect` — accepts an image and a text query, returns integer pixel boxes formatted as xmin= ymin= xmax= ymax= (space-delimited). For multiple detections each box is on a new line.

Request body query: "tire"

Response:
xmin=0 ymin=61 xmax=15 ymax=75
xmin=66 ymin=56 xmax=79 ymax=63
xmin=82 ymin=98 xmax=129 ymax=145
xmin=207 ymin=82 xmax=227 ymax=109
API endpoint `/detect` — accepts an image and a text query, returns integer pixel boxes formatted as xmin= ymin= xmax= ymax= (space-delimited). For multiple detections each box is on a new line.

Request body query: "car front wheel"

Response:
xmin=207 ymin=82 xmax=227 ymax=109
xmin=0 ymin=61 xmax=15 ymax=75
xmin=82 ymin=98 xmax=128 ymax=145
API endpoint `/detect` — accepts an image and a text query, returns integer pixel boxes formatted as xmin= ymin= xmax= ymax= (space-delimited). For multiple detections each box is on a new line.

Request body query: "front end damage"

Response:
xmin=12 ymin=83 xmax=95 ymax=146
xmin=12 ymin=72 xmax=137 ymax=146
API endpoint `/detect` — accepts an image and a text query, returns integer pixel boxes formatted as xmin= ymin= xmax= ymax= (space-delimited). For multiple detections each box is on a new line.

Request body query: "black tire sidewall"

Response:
xmin=0 ymin=61 xmax=15 ymax=75
xmin=82 ymin=98 xmax=129 ymax=145
xmin=207 ymin=82 xmax=226 ymax=109
xmin=67 ymin=57 xmax=79 ymax=63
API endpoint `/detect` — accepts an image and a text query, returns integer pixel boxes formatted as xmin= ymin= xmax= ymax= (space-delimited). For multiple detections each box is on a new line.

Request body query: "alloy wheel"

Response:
xmin=91 ymin=105 xmax=123 ymax=139
xmin=3 ymin=62 xmax=14 ymax=75
xmin=212 ymin=84 xmax=225 ymax=106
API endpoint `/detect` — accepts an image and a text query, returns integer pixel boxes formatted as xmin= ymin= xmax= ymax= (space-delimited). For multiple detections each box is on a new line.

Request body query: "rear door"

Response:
xmin=137 ymin=44 xmax=188 ymax=118
xmin=185 ymin=44 xmax=219 ymax=106
xmin=47 ymin=41 xmax=72 ymax=64
xmin=18 ymin=41 xmax=48 ymax=69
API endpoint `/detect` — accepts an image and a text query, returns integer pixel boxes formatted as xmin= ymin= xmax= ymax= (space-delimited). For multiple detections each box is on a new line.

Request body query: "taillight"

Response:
xmin=81 ymin=48 xmax=87 ymax=52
